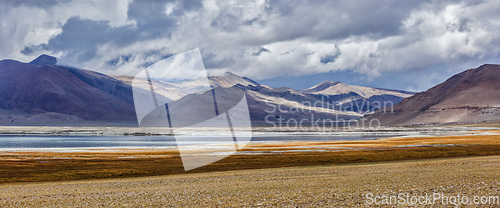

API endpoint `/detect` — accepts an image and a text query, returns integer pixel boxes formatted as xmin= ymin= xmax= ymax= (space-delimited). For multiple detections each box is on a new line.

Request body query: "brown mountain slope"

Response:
xmin=367 ymin=64 xmax=500 ymax=126
xmin=0 ymin=59 xmax=136 ymax=121
xmin=0 ymin=54 xmax=414 ymax=126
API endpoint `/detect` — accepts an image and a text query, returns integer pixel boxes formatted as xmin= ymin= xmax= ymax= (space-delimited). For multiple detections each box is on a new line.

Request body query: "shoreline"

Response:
xmin=0 ymin=133 xmax=500 ymax=183
xmin=0 ymin=125 xmax=494 ymax=136
xmin=0 ymin=127 xmax=497 ymax=154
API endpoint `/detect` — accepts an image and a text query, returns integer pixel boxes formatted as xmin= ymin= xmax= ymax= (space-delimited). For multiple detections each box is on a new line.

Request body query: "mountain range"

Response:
xmin=2 ymin=54 xmax=499 ymax=127
xmin=367 ymin=64 xmax=500 ymax=126
xmin=0 ymin=55 xmax=414 ymax=126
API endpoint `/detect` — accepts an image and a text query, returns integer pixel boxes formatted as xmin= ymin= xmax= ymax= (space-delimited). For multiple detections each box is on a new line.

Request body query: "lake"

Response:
xmin=0 ymin=134 xmax=402 ymax=149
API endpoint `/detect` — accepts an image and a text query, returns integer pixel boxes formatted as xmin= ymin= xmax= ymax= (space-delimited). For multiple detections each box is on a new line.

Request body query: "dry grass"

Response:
xmin=1 ymin=134 xmax=500 ymax=183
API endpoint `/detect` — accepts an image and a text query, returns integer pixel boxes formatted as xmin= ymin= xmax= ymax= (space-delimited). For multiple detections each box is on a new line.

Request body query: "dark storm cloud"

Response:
xmin=264 ymin=0 xmax=426 ymax=41
xmin=26 ymin=0 xmax=202 ymax=63
xmin=252 ymin=47 xmax=270 ymax=56
xmin=202 ymin=51 xmax=236 ymax=70
xmin=211 ymin=13 xmax=240 ymax=32
xmin=320 ymin=53 xmax=339 ymax=64
xmin=20 ymin=44 xmax=47 ymax=56
xmin=202 ymin=0 xmax=435 ymax=50
xmin=5 ymin=0 xmax=500 ymax=91
xmin=126 ymin=0 xmax=178 ymax=39
xmin=265 ymin=0 xmax=300 ymax=16
xmin=44 ymin=17 xmax=111 ymax=62
xmin=127 ymin=0 xmax=202 ymax=26
xmin=0 ymin=0 xmax=68 ymax=9
xmin=314 ymin=1 xmax=422 ymax=40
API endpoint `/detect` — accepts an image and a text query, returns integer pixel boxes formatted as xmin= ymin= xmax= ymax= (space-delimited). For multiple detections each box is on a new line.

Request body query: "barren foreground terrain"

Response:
xmin=0 ymin=156 xmax=499 ymax=207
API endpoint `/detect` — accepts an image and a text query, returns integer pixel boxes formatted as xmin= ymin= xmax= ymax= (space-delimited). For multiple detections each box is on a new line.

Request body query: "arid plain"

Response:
xmin=0 ymin=126 xmax=500 ymax=206
xmin=0 ymin=155 xmax=498 ymax=207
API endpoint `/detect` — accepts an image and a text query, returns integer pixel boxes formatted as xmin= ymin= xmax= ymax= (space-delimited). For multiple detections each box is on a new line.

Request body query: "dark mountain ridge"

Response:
xmin=0 ymin=54 xmax=413 ymax=125
xmin=367 ymin=64 xmax=500 ymax=126
xmin=0 ymin=56 xmax=135 ymax=122
xmin=29 ymin=54 xmax=57 ymax=66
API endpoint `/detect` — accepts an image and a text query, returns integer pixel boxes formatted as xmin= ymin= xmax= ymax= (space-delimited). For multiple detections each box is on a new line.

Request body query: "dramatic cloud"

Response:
xmin=1 ymin=0 xmax=500 ymax=91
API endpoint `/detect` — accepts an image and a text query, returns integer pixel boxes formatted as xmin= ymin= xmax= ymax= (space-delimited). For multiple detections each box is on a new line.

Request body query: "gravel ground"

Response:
xmin=0 ymin=156 xmax=499 ymax=207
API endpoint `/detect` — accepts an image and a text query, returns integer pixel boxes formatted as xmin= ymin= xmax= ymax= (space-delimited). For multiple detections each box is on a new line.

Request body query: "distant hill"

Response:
xmin=0 ymin=55 xmax=135 ymax=124
xmin=367 ymin=64 xmax=500 ymax=126
xmin=0 ymin=54 xmax=413 ymax=126
xmin=301 ymin=80 xmax=412 ymax=98
xmin=299 ymin=80 xmax=413 ymax=113
xmin=29 ymin=54 xmax=57 ymax=66
xmin=118 ymin=72 xmax=413 ymax=126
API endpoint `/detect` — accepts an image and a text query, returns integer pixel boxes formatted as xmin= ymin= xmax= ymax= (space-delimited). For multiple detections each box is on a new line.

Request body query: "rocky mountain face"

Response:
xmin=0 ymin=55 xmax=413 ymax=126
xmin=29 ymin=54 xmax=57 ymax=66
xmin=367 ymin=64 xmax=500 ymax=126
xmin=299 ymin=81 xmax=413 ymax=113
xmin=120 ymin=71 xmax=413 ymax=126
xmin=0 ymin=56 xmax=136 ymax=124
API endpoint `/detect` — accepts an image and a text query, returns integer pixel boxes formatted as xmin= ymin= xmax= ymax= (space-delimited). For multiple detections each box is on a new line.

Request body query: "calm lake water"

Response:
xmin=0 ymin=134 xmax=401 ymax=148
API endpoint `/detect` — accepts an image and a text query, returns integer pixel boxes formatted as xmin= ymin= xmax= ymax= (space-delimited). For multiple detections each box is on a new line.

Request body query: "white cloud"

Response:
xmin=2 ymin=0 xmax=500 ymax=91
xmin=0 ymin=0 xmax=131 ymax=62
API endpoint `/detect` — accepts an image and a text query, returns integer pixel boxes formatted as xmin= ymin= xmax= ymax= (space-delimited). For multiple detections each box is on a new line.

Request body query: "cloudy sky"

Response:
xmin=1 ymin=0 xmax=500 ymax=91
